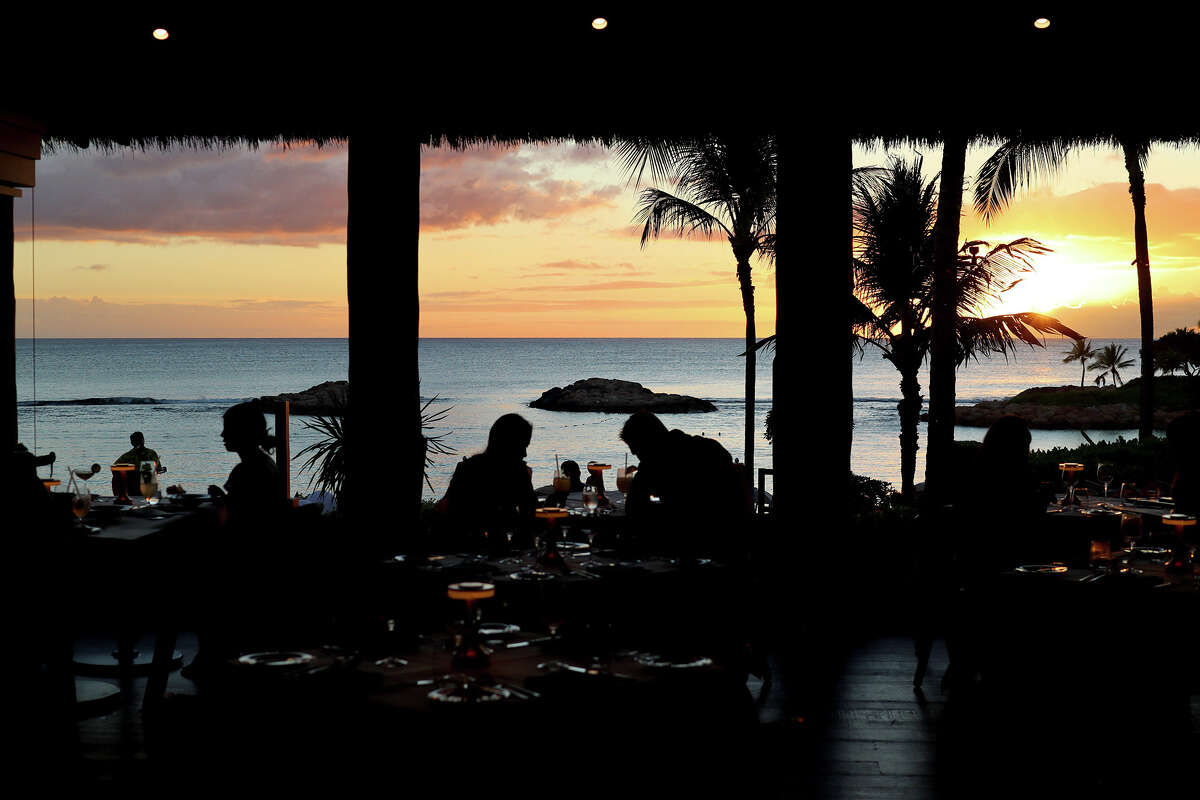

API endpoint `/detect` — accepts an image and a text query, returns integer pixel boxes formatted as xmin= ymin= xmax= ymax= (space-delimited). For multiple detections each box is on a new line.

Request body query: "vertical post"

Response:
xmin=2 ymin=192 xmax=13 ymax=449
xmin=275 ymin=399 xmax=290 ymax=502
xmin=346 ymin=132 xmax=418 ymax=553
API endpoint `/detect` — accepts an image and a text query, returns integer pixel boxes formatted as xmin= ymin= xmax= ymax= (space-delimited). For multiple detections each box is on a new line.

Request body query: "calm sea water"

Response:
xmin=15 ymin=337 xmax=1147 ymax=499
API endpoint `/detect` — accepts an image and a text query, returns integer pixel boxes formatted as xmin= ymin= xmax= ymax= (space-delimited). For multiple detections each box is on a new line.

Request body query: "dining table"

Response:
xmin=72 ymin=493 xmax=213 ymax=676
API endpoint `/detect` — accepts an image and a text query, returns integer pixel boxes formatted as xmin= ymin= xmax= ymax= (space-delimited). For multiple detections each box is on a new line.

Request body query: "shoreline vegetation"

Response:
xmin=939 ymin=376 xmax=1199 ymax=429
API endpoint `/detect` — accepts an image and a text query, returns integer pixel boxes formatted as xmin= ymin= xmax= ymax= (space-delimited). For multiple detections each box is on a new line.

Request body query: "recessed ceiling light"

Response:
xmin=1034 ymin=18 xmax=1050 ymax=29
xmin=152 ymin=28 xmax=169 ymax=40
xmin=592 ymin=17 xmax=608 ymax=30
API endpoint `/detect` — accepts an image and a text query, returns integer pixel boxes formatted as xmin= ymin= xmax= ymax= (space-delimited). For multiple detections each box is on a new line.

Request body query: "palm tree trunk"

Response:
xmin=1080 ymin=361 xmax=1086 ymax=388
xmin=926 ymin=132 xmax=968 ymax=504
xmin=1122 ymin=139 xmax=1155 ymax=440
xmin=737 ymin=259 xmax=755 ymax=488
xmin=898 ymin=367 xmax=922 ymax=502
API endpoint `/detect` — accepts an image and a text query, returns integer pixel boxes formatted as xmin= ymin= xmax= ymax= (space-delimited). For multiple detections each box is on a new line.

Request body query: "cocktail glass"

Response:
xmin=447 ymin=582 xmax=495 ymax=668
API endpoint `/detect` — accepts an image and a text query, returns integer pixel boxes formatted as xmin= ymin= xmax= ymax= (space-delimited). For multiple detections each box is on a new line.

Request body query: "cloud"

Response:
xmin=16 ymin=295 xmax=347 ymax=337
xmin=1046 ymin=292 xmax=1200 ymax=338
xmin=13 ymin=144 xmax=349 ymax=247
xmin=969 ymin=182 xmax=1200 ymax=242
xmin=419 ymin=145 xmax=622 ymax=231
xmin=73 ymin=263 xmax=110 ymax=271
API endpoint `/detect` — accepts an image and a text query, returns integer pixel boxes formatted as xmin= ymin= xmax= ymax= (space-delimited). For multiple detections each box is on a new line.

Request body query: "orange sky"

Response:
xmin=9 ymin=140 xmax=1199 ymax=338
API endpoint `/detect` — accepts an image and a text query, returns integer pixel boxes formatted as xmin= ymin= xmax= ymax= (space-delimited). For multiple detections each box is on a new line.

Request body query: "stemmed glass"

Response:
xmin=582 ymin=485 xmax=599 ymax=515
xmin=1058 ymin=462 xmax=1084 ymax=505
xmin=67 ymin=468 xmax=92 ymax=531
xmin=1096 ymin=463 xmax=1114 ymax=499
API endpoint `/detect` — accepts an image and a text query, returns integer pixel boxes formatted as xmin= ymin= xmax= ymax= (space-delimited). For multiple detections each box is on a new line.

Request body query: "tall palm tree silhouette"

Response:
xmin=615 ymin=135 xmax=776 ymax=484
xmin=1062 ymin=338 xmax=1097 ymax=387
xmin=973 ymin=135 xmax=1157 ymax=439
xmin=853 ymin=157 xmax=1082 ymax=499
xmin=1088 ymin=343 xmax=1135 ymax=387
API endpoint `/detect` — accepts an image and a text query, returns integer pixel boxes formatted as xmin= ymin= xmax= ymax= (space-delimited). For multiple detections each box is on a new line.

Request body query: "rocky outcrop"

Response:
xmin=530 ymin=378 xmax=717 ymax=413
xmin=259 ymin=381 xmax=347 ymax=416
xmin=941 ymin=385 xmax=1192 ymax=429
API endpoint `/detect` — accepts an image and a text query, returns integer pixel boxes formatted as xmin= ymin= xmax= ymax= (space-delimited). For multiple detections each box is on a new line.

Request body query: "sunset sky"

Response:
xmin=10 ymin=139 xmax=1200 ymax=338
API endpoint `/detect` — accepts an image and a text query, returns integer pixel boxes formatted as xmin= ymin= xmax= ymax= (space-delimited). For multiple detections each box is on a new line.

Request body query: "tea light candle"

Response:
xmin=1163 ymin=514 xmax=1197 ymax=531
xmin=446 ymin=582 xmax=495 ymax=601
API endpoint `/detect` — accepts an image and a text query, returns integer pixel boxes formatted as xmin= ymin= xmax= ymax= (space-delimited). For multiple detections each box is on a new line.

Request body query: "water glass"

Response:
xmin=582 ymin=485 xmax=599 ymax=515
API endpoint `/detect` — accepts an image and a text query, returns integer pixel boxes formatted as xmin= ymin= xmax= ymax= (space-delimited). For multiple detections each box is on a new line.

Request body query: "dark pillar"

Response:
xmin=4 ymin=193 xmax=14 ymax=449
xmin=346 ymin=135 xmax=421 ymax=554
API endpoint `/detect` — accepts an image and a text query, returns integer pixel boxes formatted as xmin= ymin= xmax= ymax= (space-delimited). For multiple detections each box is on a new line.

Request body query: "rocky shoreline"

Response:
xmin=944 ymin=385 xmax=1193 ymax=429
xmin=530 ymin=377 xmax=716 ymax=413
xmin=258 ymin=381 xmax=347 ymax=416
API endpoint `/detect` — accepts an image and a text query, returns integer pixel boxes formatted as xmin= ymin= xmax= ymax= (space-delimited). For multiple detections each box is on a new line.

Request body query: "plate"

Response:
xmin=427 ymin=674 xmax=511 ymax=704
xmin=509 ymin=570 xmax=555 ymax=581
xmin=1015 ymin=564 xmax=1069 ymax=574
xmin=556 ymin=541 xmax=590 ymax=552
xmin=633 ymin=653 xmax=714 ymax=670
xmin=478 ymin=622 xmax=521 ymax=636
xmin=1131 ymin=546 xmax=1172 ymax=557
xmin=236 ymin=651 xmax=316 ymax=667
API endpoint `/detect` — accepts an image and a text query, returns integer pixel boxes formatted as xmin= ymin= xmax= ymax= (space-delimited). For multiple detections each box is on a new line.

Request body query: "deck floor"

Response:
xmin=40 ymin=631 xmax=1200 ymax=794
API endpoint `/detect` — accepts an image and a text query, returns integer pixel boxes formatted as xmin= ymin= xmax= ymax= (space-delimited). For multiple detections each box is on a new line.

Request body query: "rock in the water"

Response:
xmin=259 ymin=381 xmax=348 ymax=416
xmin=530 ymin=378 xmax=716 ymax=413
xmin=937 ymin=385 xmax=1191 ymax=429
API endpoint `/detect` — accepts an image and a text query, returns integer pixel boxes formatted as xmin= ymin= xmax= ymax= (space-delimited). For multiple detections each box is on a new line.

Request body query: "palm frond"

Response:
xmin=634 ymin=188 xmax=729 ymax=247
xmin=296 ymin=412 xmax=348 ymax=501
xmin=956 ymin=312 xmax=1084 ymax=365
xmin=973 ymin=137 xmax=1074 ymax=224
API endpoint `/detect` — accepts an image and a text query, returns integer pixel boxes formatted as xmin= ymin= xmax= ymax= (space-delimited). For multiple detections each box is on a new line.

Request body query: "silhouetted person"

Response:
xmin=1167 ymin=411 xmax=1200 ymax=515
xmin=440 ymin=413 xmax=537 ymax=550
xmin=184 ymin=402 xmax=287 ymax=677
xmin=619 ymin=411 xmax=746 ymax=560
xmin=207 ymin=402 xmax=285 ymax=529
xmin=112 ymin=431 xmax=165 ymax=496
xmin=534 ymin=459 xmax=584 ymax=498
xmin=940 ymin=415 xmax=1047 ymax=691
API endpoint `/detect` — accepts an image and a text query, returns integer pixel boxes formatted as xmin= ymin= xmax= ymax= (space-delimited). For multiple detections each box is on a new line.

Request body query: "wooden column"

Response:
xmin=275 ymin=400 xmax=290 ymax=502
xmin=346 ymin=133 xmax=420 ymax=554
xmin=3 ymin=191 xmax=13 ymax=449
xmin=1 ymin=115 xmax=40 ymax=450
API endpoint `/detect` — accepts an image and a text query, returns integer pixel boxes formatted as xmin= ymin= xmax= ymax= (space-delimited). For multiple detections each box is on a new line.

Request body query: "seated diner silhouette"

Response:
xmin=439 ymin=413 xmax=537 ymax=551
xmin=112 ymin=431 xmax=166 ymax=496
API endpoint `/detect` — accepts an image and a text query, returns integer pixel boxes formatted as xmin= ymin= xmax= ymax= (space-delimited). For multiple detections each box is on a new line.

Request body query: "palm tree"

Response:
xmin=853 ymin=157 xmax=1082 ymax=500
xmin=615 ymin=135 xmax=776 ymax=485
xmin=973 ymin=135 xmax=1157 ymax=440
xmin=1062 ymin=338 xmax=1097 ymax=387
xmin=1088 ymin=343 xmax=1135 ymax=387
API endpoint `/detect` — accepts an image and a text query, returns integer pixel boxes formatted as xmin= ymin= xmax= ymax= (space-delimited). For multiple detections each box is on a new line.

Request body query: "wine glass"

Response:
xmin=582 ymin=485 xmax=599 ymax=515
xmin=1096 ymin=463 xmax=1114 ymax=499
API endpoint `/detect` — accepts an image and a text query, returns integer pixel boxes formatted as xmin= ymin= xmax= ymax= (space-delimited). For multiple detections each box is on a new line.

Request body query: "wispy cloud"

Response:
xmin=72 ymin=263 xmax=110 ymax=271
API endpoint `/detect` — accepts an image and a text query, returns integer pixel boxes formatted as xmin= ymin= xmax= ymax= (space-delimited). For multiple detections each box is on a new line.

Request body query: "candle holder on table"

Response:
xmin=1163 ymin=515 xmax=1197 ymax=573
xmin=535 ymin=507 xmax=570 ymax=569
xmin=1058 ymin=462 xmax=1084 ymax=506
xmin=110 ymin=463 xmax=135 ymax=505
xmin=448 ymin=582 xmax=495 ymax=668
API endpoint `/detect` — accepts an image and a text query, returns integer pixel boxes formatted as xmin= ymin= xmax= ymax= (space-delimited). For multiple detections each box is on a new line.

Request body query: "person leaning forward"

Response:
xmin=619 ymin=411 xmax=747 ymax=560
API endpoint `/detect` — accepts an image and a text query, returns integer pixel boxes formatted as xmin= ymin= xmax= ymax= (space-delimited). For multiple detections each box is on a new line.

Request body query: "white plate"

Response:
xmin=237 ymin=651 xmax=316 ymax=667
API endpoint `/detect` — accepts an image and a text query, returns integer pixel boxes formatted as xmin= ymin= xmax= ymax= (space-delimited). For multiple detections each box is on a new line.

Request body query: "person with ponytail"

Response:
xmin=207 ymin=401 xmax=285 ymax=527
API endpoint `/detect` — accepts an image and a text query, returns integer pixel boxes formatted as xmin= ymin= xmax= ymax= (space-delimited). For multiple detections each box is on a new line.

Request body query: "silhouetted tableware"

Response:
xmin=1015 ymin=564 xmax=1069 ymax=574
xmin=427 ymin=674 xmax=511 ymax=703
xmin=632 ymin=653 xmax=714 ymax=669
xmin=509 ymin=570 xmax=555 ymax=581
xmin=237 ymin=651 xmax=316 ymax=668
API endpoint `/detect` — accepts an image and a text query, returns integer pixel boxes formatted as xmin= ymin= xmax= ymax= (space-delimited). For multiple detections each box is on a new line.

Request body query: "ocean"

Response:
xmin=15 ymin=337 xmax=1148 ymax=500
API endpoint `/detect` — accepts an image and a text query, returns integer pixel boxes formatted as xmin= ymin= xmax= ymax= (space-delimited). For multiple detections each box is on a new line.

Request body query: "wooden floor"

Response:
xmin=39 ymin=630 xmax=1200 ymax=794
